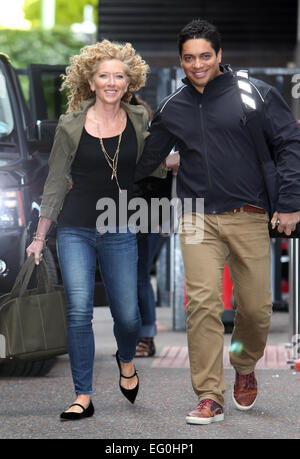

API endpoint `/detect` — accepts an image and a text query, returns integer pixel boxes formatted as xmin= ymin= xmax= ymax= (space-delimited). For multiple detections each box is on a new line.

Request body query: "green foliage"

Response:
xmin=23 ymin=0 xmax=40 ymax=28
xmin=0 ymin=28 xmax=85 ymax=67
xmin=23 ymin=0 xmax=98 ymax=27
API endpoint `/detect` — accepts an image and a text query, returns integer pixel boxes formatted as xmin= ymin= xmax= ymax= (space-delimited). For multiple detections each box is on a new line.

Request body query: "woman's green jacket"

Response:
xmin=39 ymin=98 xmax=166 ymax=223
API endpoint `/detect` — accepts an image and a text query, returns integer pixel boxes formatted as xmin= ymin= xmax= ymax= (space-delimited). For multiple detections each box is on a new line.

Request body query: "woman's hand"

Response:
xmin=26 ymin=239 xmax=44 ymax=265
xmin=26 ymin=217 xmax=52 ymax=264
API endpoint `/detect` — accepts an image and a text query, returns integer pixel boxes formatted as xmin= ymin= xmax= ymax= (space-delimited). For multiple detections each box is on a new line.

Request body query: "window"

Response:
xmin=27 ymin=65 xmax=67 ymax=122
xmin=0 ymin=71 xmax=14 ymax=138
xmin=40 ymin=71 xmax=67 ymax=120
xmin=0 ymin=64 xmax=19 ymax=157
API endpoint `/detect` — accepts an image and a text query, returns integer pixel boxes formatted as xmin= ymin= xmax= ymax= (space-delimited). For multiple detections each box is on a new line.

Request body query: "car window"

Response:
xmin=27 ymin=65 xmax=67 ymax=122
xmin=0 ymin=65 xmax=19 ymax=155
xmin=16 ymin=69 xmax=67 ymax=119
xmin=0 ymin=72 xmax=14 ymax=138
xmin=41 ymin=71 xmax=67 ymax=120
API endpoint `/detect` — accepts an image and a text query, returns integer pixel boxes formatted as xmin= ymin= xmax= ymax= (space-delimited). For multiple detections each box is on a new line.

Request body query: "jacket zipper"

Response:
xmin=199 ymin=103 xmax=216 ymax=213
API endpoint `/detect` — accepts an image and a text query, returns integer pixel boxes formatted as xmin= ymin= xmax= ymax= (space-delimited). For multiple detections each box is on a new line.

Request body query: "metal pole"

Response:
xmin=171 ymin=232 xmax=186 ymax=331
xmin=270 ymin=240 xmax=275 ymax=301
xmin=297 ymin=0 xmax=300 ymax=43
xmin=271 ymin=239 xmax=288 ymax=310
xmin=169 ymin=233 xmax=174 ymax=318
xmin=156 ymin=241 xmax=170 ymax=307
xmin=168 ymin=174 xmax=186 ymax=331
xmin=292 ymin=0 xmax=300 ymax=117
xmin=41 ymin=0 xmax=56 ymax=30
xmin=156 ymin=68 xmax=171 ymax=107
xmin=287 ymin=239 xmax=300 ymax=365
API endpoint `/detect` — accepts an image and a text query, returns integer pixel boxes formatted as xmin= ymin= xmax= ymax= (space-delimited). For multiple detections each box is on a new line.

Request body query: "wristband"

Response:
xmin=33 ymin=236 xmax=47 ymax=246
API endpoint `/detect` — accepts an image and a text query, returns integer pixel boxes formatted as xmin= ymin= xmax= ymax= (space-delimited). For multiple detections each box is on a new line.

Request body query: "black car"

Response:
xmin=0 ymin=54 xmax=107 ymax=376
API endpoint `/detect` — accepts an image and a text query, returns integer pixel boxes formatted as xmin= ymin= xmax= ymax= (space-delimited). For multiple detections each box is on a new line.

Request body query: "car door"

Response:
xmin=0 ymin=54 xmax=29 ymax=164
xmin=27 ymin=64 xmax=66 ymax=121
xmin=24 ymin=64 xmax=67 ymax=150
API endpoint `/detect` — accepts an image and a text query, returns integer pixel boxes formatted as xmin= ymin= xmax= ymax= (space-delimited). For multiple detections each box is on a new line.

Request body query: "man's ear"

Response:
xmin=217 ymin=48 xmax=222 ymax=64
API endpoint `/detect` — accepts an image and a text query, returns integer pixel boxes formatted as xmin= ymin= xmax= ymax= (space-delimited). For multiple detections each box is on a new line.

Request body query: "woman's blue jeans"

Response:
xmin=56 ymin=227 xmax=141 ymax=395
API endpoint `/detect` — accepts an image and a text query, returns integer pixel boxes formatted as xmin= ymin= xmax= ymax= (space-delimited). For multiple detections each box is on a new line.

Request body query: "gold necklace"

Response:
xmin=93 ymin=107 xmax=123 ymax=192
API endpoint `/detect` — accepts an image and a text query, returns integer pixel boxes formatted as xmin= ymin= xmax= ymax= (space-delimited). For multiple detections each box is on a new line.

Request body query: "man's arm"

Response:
xmin=134 ymin=110 xmax=177 ymax=182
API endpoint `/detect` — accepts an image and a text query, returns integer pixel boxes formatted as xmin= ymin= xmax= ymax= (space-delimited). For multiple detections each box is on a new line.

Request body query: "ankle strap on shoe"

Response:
xmin=120 ymin=370 xmax=137 ymax=379
xmin=69 ymin=403 xmax=86 ymax=411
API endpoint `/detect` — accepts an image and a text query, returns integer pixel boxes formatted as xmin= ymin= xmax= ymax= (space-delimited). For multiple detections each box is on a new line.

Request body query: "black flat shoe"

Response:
xmin=60 ymin=401 xmax=94 ymax=421
xmin=116 ymin=351 xmax=139 ymax=404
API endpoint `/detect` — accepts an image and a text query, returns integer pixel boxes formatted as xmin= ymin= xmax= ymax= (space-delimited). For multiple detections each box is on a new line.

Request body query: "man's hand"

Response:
xmin=270 ymin=210 xmax=300 ymax=236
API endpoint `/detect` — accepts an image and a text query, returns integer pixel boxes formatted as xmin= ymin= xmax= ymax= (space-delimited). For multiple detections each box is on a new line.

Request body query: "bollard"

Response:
xmin=294 ymin=359 xmax=300 ymax=372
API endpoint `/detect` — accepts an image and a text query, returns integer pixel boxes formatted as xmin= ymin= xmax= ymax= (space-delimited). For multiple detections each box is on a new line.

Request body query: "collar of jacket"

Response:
xmin=59 ymin=97 xmax=149 ymax=163
xmin=182 ymin=64 xmax=235 ymax=96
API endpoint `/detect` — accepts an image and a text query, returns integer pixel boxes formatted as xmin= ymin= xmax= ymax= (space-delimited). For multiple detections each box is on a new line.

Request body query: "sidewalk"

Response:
xmin=0 ymin=306 xmax=299 ymax=440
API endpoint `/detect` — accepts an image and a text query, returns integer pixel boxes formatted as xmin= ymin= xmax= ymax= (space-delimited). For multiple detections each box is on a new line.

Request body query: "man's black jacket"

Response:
xmin=134 ymin=65 xmax=300 ymax=214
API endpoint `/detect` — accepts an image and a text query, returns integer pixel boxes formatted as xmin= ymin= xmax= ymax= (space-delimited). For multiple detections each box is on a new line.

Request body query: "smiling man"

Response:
xmin=180 ymin=35 xmax=222 ymax=92
xmin=134 ymin=18 xmax=300 ymax=425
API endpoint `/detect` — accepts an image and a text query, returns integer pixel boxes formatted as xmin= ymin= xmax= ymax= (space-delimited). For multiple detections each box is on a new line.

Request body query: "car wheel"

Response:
xmin=0 ymin=358 xmax=56 ymax=377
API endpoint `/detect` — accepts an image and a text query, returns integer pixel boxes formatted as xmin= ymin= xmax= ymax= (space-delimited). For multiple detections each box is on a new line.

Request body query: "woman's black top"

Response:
xmin=57 ymin=115 xmax=137 ymax=228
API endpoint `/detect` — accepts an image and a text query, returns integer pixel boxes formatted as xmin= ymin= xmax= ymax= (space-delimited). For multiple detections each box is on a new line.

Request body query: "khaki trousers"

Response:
xmin=179 ymin=210 xmax=272 ymax=406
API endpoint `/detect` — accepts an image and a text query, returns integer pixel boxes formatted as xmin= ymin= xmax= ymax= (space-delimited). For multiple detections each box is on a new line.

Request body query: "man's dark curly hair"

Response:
xmin=178 ymin=18 xmax=222 ymax=56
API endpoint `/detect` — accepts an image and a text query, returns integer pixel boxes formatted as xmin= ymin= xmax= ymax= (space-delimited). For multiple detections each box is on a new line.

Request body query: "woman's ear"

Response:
xmin=88 ymin=79 xmax=95 ymax=92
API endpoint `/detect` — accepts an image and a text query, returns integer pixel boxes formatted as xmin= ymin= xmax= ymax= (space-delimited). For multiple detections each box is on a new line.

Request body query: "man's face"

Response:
xmin=180 ymin=38 xmax=222 ymax=93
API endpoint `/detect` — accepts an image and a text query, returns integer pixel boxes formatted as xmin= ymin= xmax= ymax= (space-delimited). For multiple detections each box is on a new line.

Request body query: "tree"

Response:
xmin=0 ymin=1 xmax=98 ymax=69
xmin=0 ymin=29 xmax=85 ymax=67
xmin=23 ymin=0 xmax=98 ymax=28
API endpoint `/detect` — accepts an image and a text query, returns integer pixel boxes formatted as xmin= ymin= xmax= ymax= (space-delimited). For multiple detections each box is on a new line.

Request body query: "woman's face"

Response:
xmin=89 ymin=59 xmax=129 ymax=105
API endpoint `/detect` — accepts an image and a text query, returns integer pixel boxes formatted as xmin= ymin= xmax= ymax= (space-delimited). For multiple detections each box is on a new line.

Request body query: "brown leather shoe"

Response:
xmin=233 ymin=371 xmax=257 ymax=410
xmin=186 ymin=398 xmax=224 ymax=425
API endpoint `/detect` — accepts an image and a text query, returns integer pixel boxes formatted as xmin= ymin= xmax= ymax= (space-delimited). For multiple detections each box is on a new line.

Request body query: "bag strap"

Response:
xmin=10 ymin=255 xmax=36 ymax=298
xmin=235 ymin=69 xmax=272 ymax=159
xmin=235 ymin=69 xmax=277 ymax=213
xmin=35 ymin=257 xmax=54 ymax=294
xmin=10 ymin=255 xmax=54 ymax=299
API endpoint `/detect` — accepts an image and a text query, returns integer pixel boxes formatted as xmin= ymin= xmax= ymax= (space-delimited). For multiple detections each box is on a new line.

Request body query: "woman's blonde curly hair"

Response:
xmin=61 ymin=39 xmax=150 ymax=113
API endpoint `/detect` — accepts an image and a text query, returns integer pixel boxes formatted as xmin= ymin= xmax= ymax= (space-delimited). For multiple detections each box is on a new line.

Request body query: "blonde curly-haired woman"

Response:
xmin=26 ymin=40 xmax=166 ymax=421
